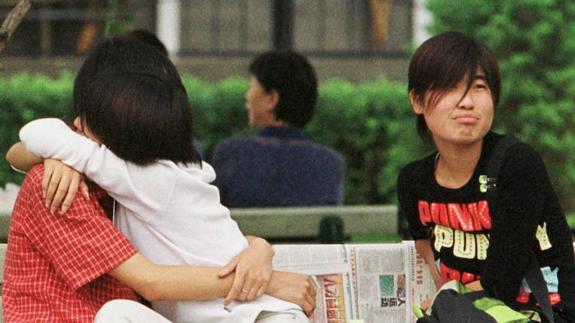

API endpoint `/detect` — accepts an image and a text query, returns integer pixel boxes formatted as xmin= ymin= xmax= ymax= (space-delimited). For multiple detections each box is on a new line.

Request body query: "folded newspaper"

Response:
xmin=272 ymin=241 xmax=436 ymax=323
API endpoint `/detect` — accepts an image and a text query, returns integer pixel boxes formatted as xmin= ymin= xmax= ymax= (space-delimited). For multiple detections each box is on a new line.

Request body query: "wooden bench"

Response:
xmin=230 ymin=205 xmax=398 ymax=242
xmin=0 ymin=205 xmax=400 ymax=243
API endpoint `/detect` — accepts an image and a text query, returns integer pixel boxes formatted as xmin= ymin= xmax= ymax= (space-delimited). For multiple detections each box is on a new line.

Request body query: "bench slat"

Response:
xmin=231 ymin=205 xmax=398 ymax=239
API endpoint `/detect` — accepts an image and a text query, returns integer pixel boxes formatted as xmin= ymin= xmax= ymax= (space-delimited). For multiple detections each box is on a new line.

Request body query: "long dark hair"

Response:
xmin=73 ymin=36 xmax=200 ymax=165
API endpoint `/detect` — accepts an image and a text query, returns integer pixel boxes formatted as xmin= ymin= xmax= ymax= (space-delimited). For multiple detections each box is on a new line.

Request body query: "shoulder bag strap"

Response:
xmin=485 ymin=134 xmax=519 ymax=214
xmin=486 ymin=134 xmax=555 ymax=323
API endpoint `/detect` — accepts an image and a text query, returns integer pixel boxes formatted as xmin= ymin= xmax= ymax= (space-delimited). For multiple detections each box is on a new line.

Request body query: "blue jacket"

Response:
xmin=211 ymin=126 xmax=345 ymax=208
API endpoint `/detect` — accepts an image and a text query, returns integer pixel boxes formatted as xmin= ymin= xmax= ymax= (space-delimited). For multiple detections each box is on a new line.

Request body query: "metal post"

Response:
xmin=272 ymin=0 xmax=293 ymax=50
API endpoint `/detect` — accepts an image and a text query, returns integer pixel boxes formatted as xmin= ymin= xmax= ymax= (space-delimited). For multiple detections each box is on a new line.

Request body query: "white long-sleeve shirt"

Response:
xmin=20 ymin=118 xmax=299 ymax=323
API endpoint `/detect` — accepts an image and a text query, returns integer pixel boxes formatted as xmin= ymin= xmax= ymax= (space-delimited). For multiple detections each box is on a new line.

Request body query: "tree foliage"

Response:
xmin=105 ymin=0 xmax=133 ymax=36
xmin=428 ymin=0 xmax=575 ymax=209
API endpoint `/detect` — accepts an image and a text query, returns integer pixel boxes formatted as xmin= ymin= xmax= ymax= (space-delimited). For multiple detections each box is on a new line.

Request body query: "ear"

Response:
xmin=73 ymin=116 xmax=84 ymax=132
xmin=266 ymin=90 xmax=280 ymax=112
xmin=409 ymin=90 xmax=424 ymax=114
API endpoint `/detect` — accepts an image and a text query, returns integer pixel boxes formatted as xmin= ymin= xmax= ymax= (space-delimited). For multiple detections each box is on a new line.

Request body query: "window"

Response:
xmin=2 ymin=0 xmax=412 ymax=58
xmin=179 ymin=0 xmax=412 ymax=57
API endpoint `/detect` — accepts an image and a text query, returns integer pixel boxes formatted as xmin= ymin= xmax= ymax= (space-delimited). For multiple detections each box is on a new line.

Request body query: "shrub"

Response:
xmin=0 ymin=73 xmax=74 ymax=186
xmin=0 ymin=73 xmax=420 ymax=205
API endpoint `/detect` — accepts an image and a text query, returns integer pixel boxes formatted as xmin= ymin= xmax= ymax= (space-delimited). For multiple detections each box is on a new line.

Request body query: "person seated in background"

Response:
xmin=211 ymin=50 xmax=345 ymax=208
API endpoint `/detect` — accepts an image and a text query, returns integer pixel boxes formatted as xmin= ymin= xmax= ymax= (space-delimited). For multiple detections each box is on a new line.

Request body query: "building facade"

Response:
xmin=1 ymin=0 xmax=429 ymax=82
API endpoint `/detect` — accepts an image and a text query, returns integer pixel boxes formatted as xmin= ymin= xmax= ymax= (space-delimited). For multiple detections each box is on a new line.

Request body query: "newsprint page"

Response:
xmin=272 ymin=242 xmax=436 ymax=323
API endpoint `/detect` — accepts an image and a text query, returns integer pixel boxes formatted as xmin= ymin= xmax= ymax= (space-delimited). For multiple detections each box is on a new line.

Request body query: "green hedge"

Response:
xmin=3 ymin=72 xmax=575 ymax=211
xmin=0 ymin=73 xmax=74 ymax=185
xmin=0 ymin=73 xmax=424 ymax=205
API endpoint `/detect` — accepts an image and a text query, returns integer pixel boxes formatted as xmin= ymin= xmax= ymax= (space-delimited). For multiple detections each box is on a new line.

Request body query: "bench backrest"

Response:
xmin=0 ymin=205 xmax=399 ymax=243
xmin=230 ymin=205 xmax=398 ymax=242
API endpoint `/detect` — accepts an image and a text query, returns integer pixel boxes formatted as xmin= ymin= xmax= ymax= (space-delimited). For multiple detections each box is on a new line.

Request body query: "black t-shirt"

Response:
xmin=398 ymin=132 xmax=575 ymax=315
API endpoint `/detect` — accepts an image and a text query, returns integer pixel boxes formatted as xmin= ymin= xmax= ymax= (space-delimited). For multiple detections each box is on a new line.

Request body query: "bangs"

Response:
xmin=421 ymin=42 xmax=480 ymax=108
xmin=408 ymin=31 xmax=501 ymax=141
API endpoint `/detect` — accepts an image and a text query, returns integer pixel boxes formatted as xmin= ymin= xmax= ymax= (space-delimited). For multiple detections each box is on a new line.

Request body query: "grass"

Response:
xmin=350 ymin=233 xmax=402 ymax=243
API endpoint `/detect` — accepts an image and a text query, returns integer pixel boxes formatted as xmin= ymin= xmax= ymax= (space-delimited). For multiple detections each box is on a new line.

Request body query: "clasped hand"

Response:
xmin=42 ymin=159 xmax=89 ymax=214
xmin=219 ymin=237 xmax=316 ymax=316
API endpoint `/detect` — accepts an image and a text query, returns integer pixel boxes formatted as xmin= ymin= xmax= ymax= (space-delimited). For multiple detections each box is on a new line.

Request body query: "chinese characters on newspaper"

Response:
xmin=272 ymin=241 xmax=436 ymax=323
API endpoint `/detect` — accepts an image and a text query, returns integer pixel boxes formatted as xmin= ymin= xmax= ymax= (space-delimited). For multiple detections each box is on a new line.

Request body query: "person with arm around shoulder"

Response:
xmin=397 ymin=31 xmax=575 ymax=322
xmin=2 ymin=163 xmax=315 ymax=323
xmin=4 ymin=36 xmax=316 ymax=323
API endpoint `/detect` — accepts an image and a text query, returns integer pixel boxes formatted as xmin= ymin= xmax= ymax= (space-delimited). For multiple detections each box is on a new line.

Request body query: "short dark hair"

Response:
xmin=249 ymin=50 xmax=317 ymax=128
xmin=73 ymin=37 xmax=200 ymax=165
xmin=408 ymin=31 xmax=500 ymax=140
xmin=125 ymin=29 xmax=168 ymax=57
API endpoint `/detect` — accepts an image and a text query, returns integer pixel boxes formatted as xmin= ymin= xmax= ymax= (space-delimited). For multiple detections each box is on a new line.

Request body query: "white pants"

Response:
xmin=94 ymin=300 xmax=171 ymax=323
xmin=255 ymin=309 xmax=310 ymax=323
xmin=94 ymin=300 xmax=310 ymax=323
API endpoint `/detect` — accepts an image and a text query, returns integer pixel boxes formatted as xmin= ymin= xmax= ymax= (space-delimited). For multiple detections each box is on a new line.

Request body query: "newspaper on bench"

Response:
xmin=272 ymin=242 xmax=436 ymax=323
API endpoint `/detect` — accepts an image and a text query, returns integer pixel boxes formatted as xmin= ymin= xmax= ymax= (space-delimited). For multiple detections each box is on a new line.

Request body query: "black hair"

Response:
xmin=249 ymin=50 xmax=317 ymax=128
xmin=125 ymin=29 xmax=168 ymax=57
xmin=408 ymin=31 xmax=500 ymax=140
xmin=73 ymin=36 xmax=200 ymax=165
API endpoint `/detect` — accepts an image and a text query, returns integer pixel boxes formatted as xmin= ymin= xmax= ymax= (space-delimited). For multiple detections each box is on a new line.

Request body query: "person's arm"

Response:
xmin=109 ymin=254 xmax=316 ymax=315
xmin=19 ymin=118 xmax=165 ymax=216
xmin=21 ymin=165 xmax=315 ymax=315
xmin=397 ymin=165 xmax=444 ymax=288
xmin=415 ymin=239 xmax=448 ymax=289
xmin=20 ymin=119 xmax=284 ymax=306
xmin=218 ymin=236 xmax=274 ymax=304
xmin=6 ymin=142 xmax=42 ymax=172
xmin=480 ymin=145 xmax=547 ymax=302
xmin=109 ymin=253 xmax=232 ymax=301
xmin=7 ymin=142 xmax=89 ymax=214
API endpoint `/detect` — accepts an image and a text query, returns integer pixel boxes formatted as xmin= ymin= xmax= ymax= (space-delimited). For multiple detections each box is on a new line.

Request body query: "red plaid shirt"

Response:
xmin=3 ymin=165 xmax=139 ymax=322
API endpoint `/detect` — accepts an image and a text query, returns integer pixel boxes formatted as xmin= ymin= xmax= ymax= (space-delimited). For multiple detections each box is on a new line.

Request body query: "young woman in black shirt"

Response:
xmin=398 ymin=31 xmax=575 ymax=322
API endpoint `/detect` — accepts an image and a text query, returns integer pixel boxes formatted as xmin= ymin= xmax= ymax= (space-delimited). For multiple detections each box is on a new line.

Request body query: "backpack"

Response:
xmin=413 ymin=135 xmax=555 ymax=323
xmin=413 ymin=281 xmax=534 ymax=323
